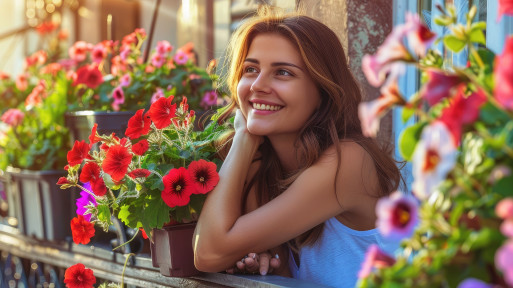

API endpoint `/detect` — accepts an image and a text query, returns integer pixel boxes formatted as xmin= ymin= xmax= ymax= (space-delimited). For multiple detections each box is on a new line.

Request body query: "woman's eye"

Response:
xmin=244 ymin=67 xmax=258 ymax=73
xmin=277 ymin=69 xmax=292 ymax=76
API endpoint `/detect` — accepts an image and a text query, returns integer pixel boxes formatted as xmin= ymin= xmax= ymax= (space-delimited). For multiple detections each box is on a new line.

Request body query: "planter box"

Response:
xmin=65 ymin=111 xmax=135 ymax=144
xmin=6 ymin=167 xmax=75 ymax=241
xmin=150 ymin=223 xmax=200 ymax=277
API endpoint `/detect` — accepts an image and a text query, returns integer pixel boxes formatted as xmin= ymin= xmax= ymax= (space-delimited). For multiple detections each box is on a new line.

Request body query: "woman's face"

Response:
xmin=237 ymin=33 xmax=321 ymax=138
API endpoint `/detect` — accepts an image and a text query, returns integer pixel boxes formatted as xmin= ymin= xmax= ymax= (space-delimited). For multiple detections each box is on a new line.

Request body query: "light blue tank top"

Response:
xmin=288 ymin=217 xmax=400 ymax=288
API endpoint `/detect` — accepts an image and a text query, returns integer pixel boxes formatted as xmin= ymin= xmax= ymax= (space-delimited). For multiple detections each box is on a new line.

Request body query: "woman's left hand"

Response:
xmin=225 ymin=252 xmax=281 ymax=276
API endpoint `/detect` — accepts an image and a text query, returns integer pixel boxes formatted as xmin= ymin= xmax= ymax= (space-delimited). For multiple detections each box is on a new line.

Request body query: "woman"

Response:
xmin=193 ymin=7 xmax=403 ymax=288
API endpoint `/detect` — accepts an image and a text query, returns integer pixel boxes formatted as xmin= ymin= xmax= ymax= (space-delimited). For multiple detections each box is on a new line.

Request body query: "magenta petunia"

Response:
xmin=376 ymin=191 xmax=419 ymax=240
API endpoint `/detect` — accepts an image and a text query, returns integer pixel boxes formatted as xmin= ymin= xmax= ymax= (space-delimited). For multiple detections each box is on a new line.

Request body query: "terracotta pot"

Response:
xmin=150 ymin=223 xmax=200 ymax=277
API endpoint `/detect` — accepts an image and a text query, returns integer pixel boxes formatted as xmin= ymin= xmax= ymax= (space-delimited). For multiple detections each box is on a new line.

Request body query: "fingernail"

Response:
xmin=261 ymin=270 xmax=267 ymax=276
xmin=252 ymin=254 xmax=256 ymax=259
xmin=275 ymin=254 xmax=279 ymax=259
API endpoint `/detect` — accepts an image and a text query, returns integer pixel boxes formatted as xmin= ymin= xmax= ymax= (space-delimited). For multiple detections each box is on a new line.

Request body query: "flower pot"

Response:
xmin=65 ymin=111 xmax=135 ymax=144
xmin=150 ymin=223 xmax=200 ymax=277
xmin=5 ymin=167 xmax=75 ymax=241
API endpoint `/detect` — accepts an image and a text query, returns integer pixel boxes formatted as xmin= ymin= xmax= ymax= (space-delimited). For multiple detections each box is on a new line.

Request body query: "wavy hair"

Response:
xmin=216 ymin=7 xmax=403 ymax=248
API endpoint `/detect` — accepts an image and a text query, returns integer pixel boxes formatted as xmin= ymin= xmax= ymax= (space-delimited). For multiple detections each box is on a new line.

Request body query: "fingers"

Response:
xmin=270 ymin=254 xmax=281 ymax=270
xmin=244 ymin=253 xmax=259 ymax=273
xmin=258 ymin=252 xmax=271 ymax=275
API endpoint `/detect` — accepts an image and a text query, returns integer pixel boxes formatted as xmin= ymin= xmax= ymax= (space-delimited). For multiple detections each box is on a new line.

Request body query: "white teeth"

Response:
xmin=252 ymin=103 xmax=281 ymax=111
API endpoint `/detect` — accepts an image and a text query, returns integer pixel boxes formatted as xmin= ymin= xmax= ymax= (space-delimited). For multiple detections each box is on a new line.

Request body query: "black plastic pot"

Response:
xmin=65 ymin=111 xmax=135 ymax=144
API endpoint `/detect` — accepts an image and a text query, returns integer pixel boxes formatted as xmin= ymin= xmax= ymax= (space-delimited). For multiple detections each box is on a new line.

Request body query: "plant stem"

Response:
xmin=469 ymin=45 xmax=485 ymax=69
xmin=121 ymin=253 xmax=135 ymax=287
xmin=75 ymin=183 xmax=100 ymax=201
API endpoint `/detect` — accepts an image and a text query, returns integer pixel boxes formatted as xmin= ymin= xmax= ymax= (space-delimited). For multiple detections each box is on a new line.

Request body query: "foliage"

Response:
xmin=357 ymin=3 xmax=513 ymax=288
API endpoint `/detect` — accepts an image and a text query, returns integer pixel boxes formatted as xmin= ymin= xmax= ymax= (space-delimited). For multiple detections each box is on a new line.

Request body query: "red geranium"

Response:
xmin=88 ymin=123 xmax=101 ymax=145
xmin=125 ymin=109 xmax=151 ymax=139
xmin=67 ymin=140 xmax=91 ymax=166
xmin=149 ymin=96 xmax=176 ymax=129
xmin=128 ymin=168 xmax=151 ymax=179
xmin=64 ymin=263 xmax=96 ymax=288
xmin=102 ymin=144 xmax=132 ymax=182
xmin=162 ymin=167 xmax=195 ymax=207
xmin=70 ymin=215 xmax=95 ymax=245
xmin=79 ymin=162 xmax=101 ymax=183
xmin=91 ymin=178 xmax=107 ymax=197
xmin=73 ymin=64 xmax=104 ymax=89
xmin=494 ymin=36 xmax=513 ymax=111
xmin=188 ymin=159 xmax=220 ymax=194
xmin=132 ymin=139 xmax=149 ymax=156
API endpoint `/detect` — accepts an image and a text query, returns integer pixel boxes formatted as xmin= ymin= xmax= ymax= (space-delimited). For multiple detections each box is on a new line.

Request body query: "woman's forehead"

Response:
xmin=246 ymin=33 xmax=303 ymax=65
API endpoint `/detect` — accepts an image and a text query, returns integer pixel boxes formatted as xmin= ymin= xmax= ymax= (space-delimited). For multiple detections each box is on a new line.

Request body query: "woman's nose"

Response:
xmin=250 ymin=73 xmax=271 ymax=94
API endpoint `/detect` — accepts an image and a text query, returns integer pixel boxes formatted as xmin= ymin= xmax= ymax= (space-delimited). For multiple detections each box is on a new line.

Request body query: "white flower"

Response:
xmin=412 ymin=121 xmax=458 ymax=200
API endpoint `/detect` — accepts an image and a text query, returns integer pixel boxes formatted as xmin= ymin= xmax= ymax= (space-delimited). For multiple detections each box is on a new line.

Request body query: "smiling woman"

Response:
xmin=193 ymin=6 xmax=404 ymax=288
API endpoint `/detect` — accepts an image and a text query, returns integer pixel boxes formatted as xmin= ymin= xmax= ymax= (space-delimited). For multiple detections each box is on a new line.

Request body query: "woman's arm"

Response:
xmin=193 ymin=112 xmax=370 ymax=272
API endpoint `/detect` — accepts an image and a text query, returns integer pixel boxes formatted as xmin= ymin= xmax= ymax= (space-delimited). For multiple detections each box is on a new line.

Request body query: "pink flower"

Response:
xmin=501 ymin=219 xmax=513 ymax=238
xmin=439 ymin=87 xmax=487 ymax=145
xmin=495 ymin=241 xmax=513 ymax=286
xmin=151 ymin=88 xmax=165 ymax=104
xmin=151 ymin=53 xmax=165 ymax=68
xmin=358 ymin=81 xmax=405 ymax=137
xmin=1 ymin=109 xmax=24 ymax=127
xmin=358 ymin=244 xmax=396 ymax=279
xmin=421 ymin=69 xmax=463 ymax=106
xmin=174 ymin=51 xmax=189 ymax=65
xmin=201 ymin=90 xmax=218 ymax=108
xmin=494 ymin=36 xmax=513 ymax=111
xmin=120 ymin=73 xmax=131 ymax=87
xmin=376 ymin=191 xmax=419 ymax=240
xmin=112 ymin=86 xmax=125 ymax=105
xmin=362 ymin=23 xmax=412 ymax=87
xmin=68 ymin=41 xmax=93 ymax=62
xmin=91 ymin=43 xmax=107 ymax=63
xmin=156 ymin=40 xmax=173 ymax=55
xmin=405 ymin=12 xmax=436 ymax=57
xmin=16 ymin=74 xmax=28 ymax=91
xmin=498 ymin=0 xmax=513 ymax=21
xmin=412 ymin=122 xmax=458 ymax=200
xmin=496 ymin=198 xmax=513 ymax=219
xmin=73 ymin=64 xmax=104 ymax=89
xmin=488 ymin=165 xmax=512 ymax=184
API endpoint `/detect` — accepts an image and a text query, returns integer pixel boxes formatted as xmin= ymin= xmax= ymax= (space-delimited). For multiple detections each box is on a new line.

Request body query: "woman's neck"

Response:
xmin=267 ymin=133 xmax=300 ymax=173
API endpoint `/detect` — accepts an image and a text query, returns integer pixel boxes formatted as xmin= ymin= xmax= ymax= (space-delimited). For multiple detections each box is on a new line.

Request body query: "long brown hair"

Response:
xmin=216 ymin=7 xmax=403 ymax=247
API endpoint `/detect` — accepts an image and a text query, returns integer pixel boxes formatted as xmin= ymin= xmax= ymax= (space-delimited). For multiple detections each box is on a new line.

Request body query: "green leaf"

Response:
xmin=492 ymin=176 xmax=513 ymax=197
xmin=142 ymin=196 xmax=170 ymax=229
xmin=468 ymin=28 xmax=486 ymax=45
xmin=398 ymin=122 xmax=425 ymax=161
xmin=97 ymin=204 xmax=112 ymax=224
xmin=443 ymin=35 xmax=466 ymax=52
xmin=401 ymin=106 xmax=415 ymax=123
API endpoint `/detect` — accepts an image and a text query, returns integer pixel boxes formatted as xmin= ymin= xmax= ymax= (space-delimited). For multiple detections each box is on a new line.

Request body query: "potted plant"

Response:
xmin=58 ymin=96 xmax=232 ymax=277
xmin=356 ymin=2 xmax=513 ymax=287
xmin=61 ymin=28 xmax=225 ymax=143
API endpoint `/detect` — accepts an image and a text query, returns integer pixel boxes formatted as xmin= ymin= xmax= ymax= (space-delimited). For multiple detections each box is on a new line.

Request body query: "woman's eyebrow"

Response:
xmin=244 ymin=58 xmax=304 ymax=71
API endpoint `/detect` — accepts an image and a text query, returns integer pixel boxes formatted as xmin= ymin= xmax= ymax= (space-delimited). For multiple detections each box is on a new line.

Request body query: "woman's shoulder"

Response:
xmin=319 ymin=140 xmax=372 ymax=164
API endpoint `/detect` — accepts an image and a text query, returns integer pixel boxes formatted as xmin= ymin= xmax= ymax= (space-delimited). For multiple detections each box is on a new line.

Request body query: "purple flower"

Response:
xmin=376 ymin=191 xmax=419 ymax=240
xmin=120 ymin=73 xmax=131 ymax=87
xmin=495 ymin=240 xmax=513 ymax=286
xmin=76 ymin=182 xmax=97 ymax=222
xmin=201 ymin=90 xmax=218 ymax=108
xmin=457 ymin=278 xmax=492 ymax=288
xmin=174 ymin=51 xmax=188 ymax=65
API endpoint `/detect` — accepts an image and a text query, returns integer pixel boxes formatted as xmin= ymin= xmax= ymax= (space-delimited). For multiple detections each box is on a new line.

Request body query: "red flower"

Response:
xmin=128 ymin=168 xmax=151 ymax=179
xmin=188 ymin=159 xmax=219 ymax=194
xmin=440 ymin=87 xmax=487 ymax=145
xmin=494 ymin=36 xmax=513 ymax=111
xmin=91 ymin=178 xmax=107 ymax=196
xmin=162 ymin=167 xmax=194 ymax=207
xmin=102 ymin=144 xmax=132 ymax=182
xmin=421 ymin=69 xmax=463 ymax=106
xmin=64 ymin=263 xmax=96 ymax=288
xmin=132 ymin=139 xmax=149 ymax=156
xmin=73 ymin=64 xmax=104 ymax=89
xmin=67 ymin=140 xmax=91 ymax=166
xmin=88 ymin=123 xmax=101 ymax=145
xmin=125 ymin=109 xmax=151 ymax=139
xmin=499 ymin=0 xmax=513 ymax=20
xmin=57 ymin=177 xmax=70 ymax=185
xmin=149 ymin=96 xmax=176 ymax=129
xmin=70 ymin=215 xmax=95 ymax=245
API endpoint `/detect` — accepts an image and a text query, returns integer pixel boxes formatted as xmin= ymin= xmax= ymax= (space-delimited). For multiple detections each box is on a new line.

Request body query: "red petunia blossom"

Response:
xmin=73 ymin=64 xmax=104 ymax=89
xmin=67 ymin=140 xmax=91 ymax=166
xmin=125 ymin=109 xmax=151 ymax=139
xmin=88 ymin=123 xmax=101 ymax=145
xmin=188 ymin=159 xmax=220 ymax=194
xmin=494 ymin=36 xmax=513 ymax=111
xmin=421 ymin=69 xmax=463 ymax=106
xmin=57 ymin=177 xmax=71 ymax=185
xmin=149 ymin=96 xmax=176 ymax=129
xmin=70 ymin=215 xmax=95 ymax=245
xmin=162 ymin=167 xmax=194 ymax=207
xmin=64 ymin=263 xmax=96 ymax=288
xmin=132 ymin=139 xmax=149 ymax=156
xmin=140 ymin=228 xmax=149 ymax=239
xmin=101 ymin=144 xmax=132 ymax=182
xmin=79 ymin=162 xmax=101 ymax=183
xmin=128 ymin=168 xmax=151 ymax=179
xmin=91 ymin=178 xmax=107 ymax=196
xmin=499 ymin=0 xmax=513 ymax=20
